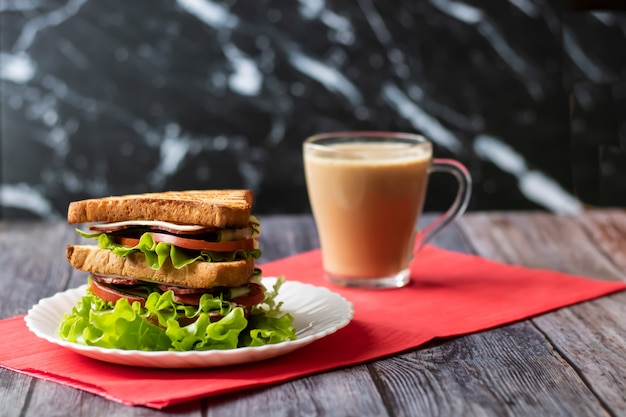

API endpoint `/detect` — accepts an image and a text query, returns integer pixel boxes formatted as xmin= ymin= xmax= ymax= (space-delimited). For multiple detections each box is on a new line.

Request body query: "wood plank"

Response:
xmin=533 ymin=299 xmax=626 ymax=412
xmin=0 ymin=222 xmax=75 ymax=318
xmin=22 ymin=380 xmax=202 ymax=417
xmin=534 ymin=211 xmax=626 ymax=413
xmin=579 ymin=209 xmax=626 ymax=274
xmin=457 ymin=211 xmax=626 ymax=414
xmin=257 ymin=214 xmax=320 ymax=262
xmin=206 ymin=366 xmax=389 ymax=417
xmin=373 ymin=322 xmax=606 ymax=417
xmin=455 ymin=211 xmax=626 ymax=281
xmin=0 ymin=369 xmax=32 ymax=417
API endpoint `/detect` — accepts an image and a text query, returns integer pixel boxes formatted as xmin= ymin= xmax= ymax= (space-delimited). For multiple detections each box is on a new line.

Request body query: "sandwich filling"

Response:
xmin=87 ymin=271 xmax=265 ymax=307
xmin=77 ymin=215 xmax=262 ymax=269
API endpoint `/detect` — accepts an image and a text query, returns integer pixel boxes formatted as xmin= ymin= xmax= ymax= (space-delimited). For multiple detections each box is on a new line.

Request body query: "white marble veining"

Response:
xmin=563 ymin=28 xmax=613 ymax=83
xmin=507 ymin=0 xmax=540 ymax=18
xmin=430 ymin=0 xmax=483 ymax=24
xmin=1 ymin=1 xmax=623 ymax=217
xmin=473 ymin=135 xmax=581 ymax=214
xmin=288 ymin=50 xmax=363 ymax=106
xmin=176 ymin=0 xmax=239 ymax=29
xmin=224 ymin=44 xmax=263 ymax=96
xmin=383 ymin=83 xmax=465 ymax=154
xmin=0 ymin=0 xmax=87 ymax=86
xmin=0 ymin=184 xmax=60 ymax=219
xmin=0 ymin=52 xmax=36 ymax=83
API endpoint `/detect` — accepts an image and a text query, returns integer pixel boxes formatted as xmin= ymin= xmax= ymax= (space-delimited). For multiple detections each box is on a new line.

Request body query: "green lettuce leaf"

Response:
xmin=244 ymin=277 xmax=296 ymax=346
xmin=58 ymin=294 xmax=172 ymax=351
xmin=76 ymin=229 xmax=261 ymax=269
xmin=244 ymin=314 xmax=297 ymax=347
xmin=58 ymin=277 xmax=297 ymax=351
xmin=165 ymin=308 xmax=248 ymax=351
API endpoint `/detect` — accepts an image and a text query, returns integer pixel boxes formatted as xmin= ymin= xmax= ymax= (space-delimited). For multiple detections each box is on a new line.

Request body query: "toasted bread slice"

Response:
xmin=67 ymin=190 xmax=253 ymax=228
xmin=66 ymin=245 xmax=255 ymax=288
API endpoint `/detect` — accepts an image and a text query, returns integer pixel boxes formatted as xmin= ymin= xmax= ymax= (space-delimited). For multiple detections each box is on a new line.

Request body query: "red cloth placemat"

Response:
xmin=0 ymin=245 xmax=624 ymax=408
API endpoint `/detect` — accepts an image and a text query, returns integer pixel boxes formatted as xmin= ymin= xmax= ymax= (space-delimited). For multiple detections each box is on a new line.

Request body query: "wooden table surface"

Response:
xmin=1 ymin=210 xmax=625 ymax=417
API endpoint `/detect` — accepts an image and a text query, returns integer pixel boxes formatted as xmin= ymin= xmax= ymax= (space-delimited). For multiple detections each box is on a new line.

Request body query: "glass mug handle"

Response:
xmin=415 ymin=158 xmax=472 ymax=252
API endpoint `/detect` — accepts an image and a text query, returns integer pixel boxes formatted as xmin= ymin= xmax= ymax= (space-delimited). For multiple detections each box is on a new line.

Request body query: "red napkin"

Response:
xmin=0 ymin=245 xmax=624 ymax=409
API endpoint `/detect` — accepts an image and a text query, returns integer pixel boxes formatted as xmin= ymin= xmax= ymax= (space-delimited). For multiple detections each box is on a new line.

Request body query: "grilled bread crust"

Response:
xmin=66 ymin=245 xmax=255 ymax=288
xmin=67 ymin=190 xmax=253 ymax=228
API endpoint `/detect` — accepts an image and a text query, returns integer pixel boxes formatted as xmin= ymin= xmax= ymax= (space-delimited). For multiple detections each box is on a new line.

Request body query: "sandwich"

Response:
xmin=58 ymin=190 xmax=296 ymax=351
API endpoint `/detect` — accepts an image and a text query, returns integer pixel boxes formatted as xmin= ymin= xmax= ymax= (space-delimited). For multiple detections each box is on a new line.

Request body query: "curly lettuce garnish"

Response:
xmin=58 ymin=277 xmax=296 ymax=351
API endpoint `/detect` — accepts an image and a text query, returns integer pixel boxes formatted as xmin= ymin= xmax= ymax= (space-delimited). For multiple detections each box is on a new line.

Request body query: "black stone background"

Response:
xmin=1 ymin=0 xmax=625 ymax=219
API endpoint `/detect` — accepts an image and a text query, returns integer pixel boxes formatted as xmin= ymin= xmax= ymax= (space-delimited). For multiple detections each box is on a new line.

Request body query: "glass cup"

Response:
xmin=303 ymin=131 xmax=472 ymax=289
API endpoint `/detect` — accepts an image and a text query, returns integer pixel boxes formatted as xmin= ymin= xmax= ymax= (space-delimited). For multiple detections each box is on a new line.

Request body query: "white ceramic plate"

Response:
xmin=25 ymin=278 xmax=353 ymax=368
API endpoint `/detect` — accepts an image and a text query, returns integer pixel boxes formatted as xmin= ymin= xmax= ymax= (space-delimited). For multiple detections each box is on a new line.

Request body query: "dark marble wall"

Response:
xmin=1 ymin=0 xmax=625 ymax=219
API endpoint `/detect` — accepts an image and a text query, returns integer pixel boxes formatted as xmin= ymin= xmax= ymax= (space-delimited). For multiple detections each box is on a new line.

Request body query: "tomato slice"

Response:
xmin=89 ymin=280 xmax=146 ymax=306
xmin=231 ymin=283 xmax=265 ymax=307
xmin=113 ymin=232 xmax=254 ymax=252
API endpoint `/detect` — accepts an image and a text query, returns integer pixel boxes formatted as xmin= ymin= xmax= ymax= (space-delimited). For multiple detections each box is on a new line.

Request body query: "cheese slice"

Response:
xmin=89 ymin=220 xmax=207 ymax=232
